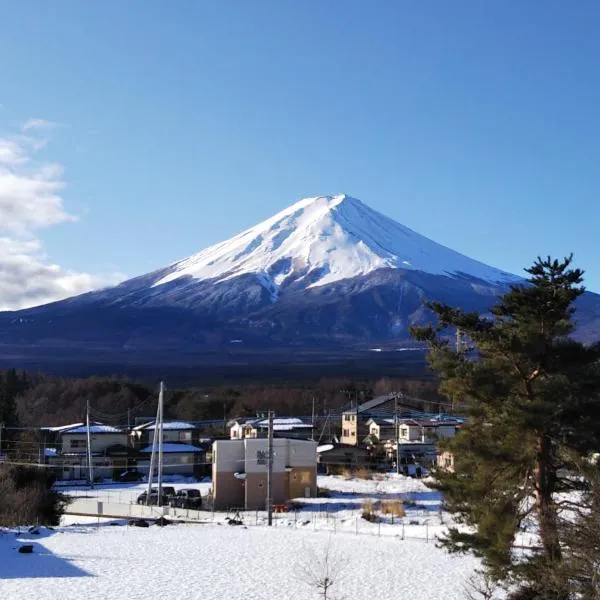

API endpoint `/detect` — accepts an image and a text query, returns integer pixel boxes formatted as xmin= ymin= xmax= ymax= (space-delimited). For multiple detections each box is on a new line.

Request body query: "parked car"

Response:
xmin=173 ymin=488 xmax=202 ymax=509
xmin=116 ymin=470 xmax=144 ymax=482
xmin=136 ymin=486 xmax=177 ymax=506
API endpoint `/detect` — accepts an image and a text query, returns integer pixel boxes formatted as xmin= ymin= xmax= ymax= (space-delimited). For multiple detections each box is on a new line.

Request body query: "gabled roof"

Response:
xmin=230 ymin=417 xmax=312 ymax=431
xmin=398 ymin=417 xmax=460 ymax=428
xmin=44 ymin=422 xmax=123 ymax=434
xmin=342 ymin=394 xmax=397 ymax=415
xmin=365 ymin=417 xmax=396 ymax=427
xmin=133 ymin=421 xmax=196 ymax=431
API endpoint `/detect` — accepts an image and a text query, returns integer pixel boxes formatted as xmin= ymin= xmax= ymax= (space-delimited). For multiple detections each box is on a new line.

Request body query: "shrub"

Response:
xmin=361 ymin=499 xmax=379 ymax=522
xmin=354 ymin=468 xmax=372 ymax=480
xmin=0 ymin=465 xmax=68 ymax=527
xmin=381 ymin=499 xmax=405 ymax=518
xmin=317 ymin=487 xmax=332 ymax=498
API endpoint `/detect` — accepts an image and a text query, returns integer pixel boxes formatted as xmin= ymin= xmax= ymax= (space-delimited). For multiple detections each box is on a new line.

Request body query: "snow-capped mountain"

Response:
xmin=154 ymin=194 xmax=518 ymax=296
xmin=0 ymin=194 xmax=598 ymax=374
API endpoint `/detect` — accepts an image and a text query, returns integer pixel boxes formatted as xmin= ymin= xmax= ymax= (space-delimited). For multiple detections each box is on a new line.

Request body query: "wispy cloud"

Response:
xmin=0 ymin=121 xmax=125 ymax=310
xmin=21 ymin=118 xmax=60 ymax=132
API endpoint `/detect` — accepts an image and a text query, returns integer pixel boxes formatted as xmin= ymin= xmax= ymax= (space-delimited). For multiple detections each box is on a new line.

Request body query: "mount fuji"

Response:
xmin=1 ymin=194 xmax=598 ymax=376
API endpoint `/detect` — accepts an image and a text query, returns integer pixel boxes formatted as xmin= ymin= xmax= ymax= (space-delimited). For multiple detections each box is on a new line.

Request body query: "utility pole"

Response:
xmin=0 ymin=422 xmax=4 ymax=459
xmin=311 ymin=396 xmax=316 ymax=441
xmin=266 ymin=410 xmax=274 ymax=526
xmin=157 ymin=381 xmax=165 ymax=505
xmin=395 ymin=393 xmax=400 ymax=475
xmin=86 ymin=399 xmax=94 ymax=486
xmin=145 ymin=387 xmax=162 ymax=505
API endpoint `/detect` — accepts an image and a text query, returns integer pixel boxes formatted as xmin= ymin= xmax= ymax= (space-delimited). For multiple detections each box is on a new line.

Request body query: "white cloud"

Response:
xmin=0 ymin=123 xmax=125 ymax=310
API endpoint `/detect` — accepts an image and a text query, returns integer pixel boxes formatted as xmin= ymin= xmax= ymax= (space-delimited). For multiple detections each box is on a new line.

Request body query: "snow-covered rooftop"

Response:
xmin=139 ymin=443 xmax=204 ymax=454
xmin=64 ymin=424 xmax=123 ymax=434
xmin=44 ymin=423 xmax=123 ymax=434
xmin=232 ymin=417 xmax=312 ymax=431
xmin=133 ymin=421 xmax=195 ymax=431
xmin=43 ymin=422 xmax=85 ymax=432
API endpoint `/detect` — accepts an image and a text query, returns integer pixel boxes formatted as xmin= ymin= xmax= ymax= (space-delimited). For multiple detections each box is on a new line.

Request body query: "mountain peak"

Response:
xmin=153 ymin=194 xmax=519 ymax=292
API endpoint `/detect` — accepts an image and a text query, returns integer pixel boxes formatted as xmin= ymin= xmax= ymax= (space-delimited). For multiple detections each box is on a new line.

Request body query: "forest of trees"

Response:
xmin=0 ymin=369 xmax=443 ymax=432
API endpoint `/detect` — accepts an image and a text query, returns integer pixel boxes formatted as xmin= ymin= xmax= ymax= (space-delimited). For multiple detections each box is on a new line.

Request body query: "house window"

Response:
xmin=70 ymin=439 xmax=86 ymax=449
xmin=444 ymin=457 xmax=452 ymax=467
xmin=400 ymin=428 xmax=408 ymax=438
xmin=343 ymin=429 xmax=349 ymax=437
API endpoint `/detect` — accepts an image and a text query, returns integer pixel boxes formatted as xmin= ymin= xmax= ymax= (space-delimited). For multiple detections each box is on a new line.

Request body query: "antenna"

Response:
xmin=86 ymin=399 xmax=94 ymax=486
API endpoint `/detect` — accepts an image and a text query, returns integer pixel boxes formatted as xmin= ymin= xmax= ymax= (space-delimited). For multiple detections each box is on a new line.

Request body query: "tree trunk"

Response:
xmin=534 ymin=435 xmax=561 ymax=563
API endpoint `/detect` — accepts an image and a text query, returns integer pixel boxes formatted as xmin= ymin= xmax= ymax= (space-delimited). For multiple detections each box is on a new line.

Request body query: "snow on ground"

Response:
xmin=0 ymin=520 xmax=478 ymax=600
xmin=0 ymin=473 xmax=479 ymax=599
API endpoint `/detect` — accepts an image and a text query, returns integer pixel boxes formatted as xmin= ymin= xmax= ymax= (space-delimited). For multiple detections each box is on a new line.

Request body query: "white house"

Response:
xmin=397 ymin=418 xmax=458 ymax=443
xmin=229 ymin=417 xmax=313 ymax=440
xmin=42 ymin=422 xmax=130 ymax=481
xmin=138 ymin=443 xmax=205 ymax=476
xmin=131 ymin=421 xmax=197 ymax=447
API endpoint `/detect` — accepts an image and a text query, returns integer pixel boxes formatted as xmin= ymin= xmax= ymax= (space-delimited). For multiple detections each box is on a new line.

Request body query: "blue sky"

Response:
xmin=1 ymin=1 xmax=599 ymax=308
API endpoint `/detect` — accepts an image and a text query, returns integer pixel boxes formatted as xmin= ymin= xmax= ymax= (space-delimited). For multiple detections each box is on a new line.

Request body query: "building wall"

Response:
xmin=341 ymin=413 xmax=360 ymax=445
xmin=212 ymin=438 xmax=317 ymax=510
xmin=138 ymin=453 xmax=199 ymax=476
xmin=49 ymin=456 xmax=114 ymax=481
xmin=148 ymin=429 xmax=194 ymax=445
xmin=437 ymin=451 xmax=455 ymax=472
xmin=61 ymin=433 xmax=128 ymax=454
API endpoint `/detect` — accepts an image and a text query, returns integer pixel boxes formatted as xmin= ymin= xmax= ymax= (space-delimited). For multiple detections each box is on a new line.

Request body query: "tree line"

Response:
xmin=0 ymin=370 xmax=442 ymax=431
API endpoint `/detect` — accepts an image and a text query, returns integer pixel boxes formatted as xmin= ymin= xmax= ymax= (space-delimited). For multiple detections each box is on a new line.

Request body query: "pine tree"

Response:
xmin=411 ymin=256 xmax=600 ymax=598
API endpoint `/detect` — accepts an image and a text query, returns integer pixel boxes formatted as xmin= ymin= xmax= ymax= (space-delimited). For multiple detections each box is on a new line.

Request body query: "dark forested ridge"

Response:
xmin=0 ymin=370 xmax=443 ymax=428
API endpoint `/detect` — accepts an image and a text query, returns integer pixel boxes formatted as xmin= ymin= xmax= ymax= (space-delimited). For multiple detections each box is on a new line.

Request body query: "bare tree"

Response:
xmin=464 ymin=570 xmax=503 ymax=600
xmin=296 ymin=537 xmax=345 ymax=600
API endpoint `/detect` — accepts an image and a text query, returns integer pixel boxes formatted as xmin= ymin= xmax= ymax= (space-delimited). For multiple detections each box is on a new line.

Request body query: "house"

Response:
xmin=212 ymin=438 xmax=317 ymax=510
xmin=229 ymin=417 xmax=313 ymax=440
xmin=316 ymin=443 xmax=371 ymax=474
xmin=365 ymin=417 xmax=396 ymax=444
xmin=382 ymin=418 xmax=461 ymax=472
xmin=130 ymin=420 xmax=198 ymax=448
xmin=397 ymin=418 xmax=458 ymax=443
xmin=437 ymin=450 xmax=455 ymax=472
xmin=341 ymin=394 xmax=413 ymax=446
xmin=42 ymin=422 xmax=131 ymax=481
xmin=137 ymin=443 xmax=206 ymax=477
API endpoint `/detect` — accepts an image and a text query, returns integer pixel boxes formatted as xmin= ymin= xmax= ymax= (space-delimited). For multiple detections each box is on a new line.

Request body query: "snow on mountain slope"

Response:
xmin=154 ymin=194 xmax=518 ymax=294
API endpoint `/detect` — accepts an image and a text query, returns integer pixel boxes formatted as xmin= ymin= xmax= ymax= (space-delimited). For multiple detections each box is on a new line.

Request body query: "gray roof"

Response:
xmin=342 ymin=394 xmax=397 ymax=415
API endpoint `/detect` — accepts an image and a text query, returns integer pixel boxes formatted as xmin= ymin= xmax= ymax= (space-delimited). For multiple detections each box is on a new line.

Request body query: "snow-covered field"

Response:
xmin=0 ymin=474 xmax=479 ymax=599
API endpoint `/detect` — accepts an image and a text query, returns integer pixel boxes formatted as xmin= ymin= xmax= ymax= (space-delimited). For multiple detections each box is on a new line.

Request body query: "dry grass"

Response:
xmin=381 ymin=499 xmax=406 ymax=518
xmin=340 ymin=467 xmax=373 ymax=480
xmin=361 ymin=498 xmax=380 ymax=522
xmin=354 ymin=467 xmax=372 ymax=480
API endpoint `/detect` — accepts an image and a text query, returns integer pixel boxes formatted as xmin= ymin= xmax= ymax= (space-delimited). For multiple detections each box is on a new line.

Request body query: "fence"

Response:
xmin=65 ymin=497 xmax=208 ymax=523
xmin=220 ymin=503 xmax=444 ymax=543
